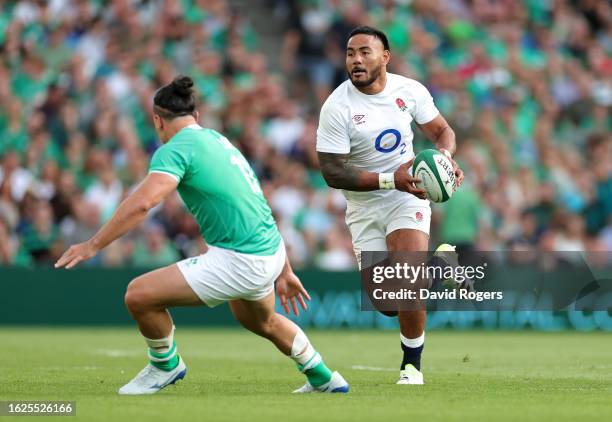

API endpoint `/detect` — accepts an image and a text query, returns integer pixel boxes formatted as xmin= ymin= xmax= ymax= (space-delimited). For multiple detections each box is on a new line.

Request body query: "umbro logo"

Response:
xmin=352 ymin=114 xmax=366 ymax=125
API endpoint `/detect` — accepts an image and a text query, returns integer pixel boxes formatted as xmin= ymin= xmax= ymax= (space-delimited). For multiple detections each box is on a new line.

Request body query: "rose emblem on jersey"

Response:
xmin=396 ymin=98 xmax=407 ymax=112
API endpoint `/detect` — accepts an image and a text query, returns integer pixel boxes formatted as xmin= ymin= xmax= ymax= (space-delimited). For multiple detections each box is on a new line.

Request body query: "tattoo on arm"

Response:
xmin=317 ymin=152 xmax=378 ymax=191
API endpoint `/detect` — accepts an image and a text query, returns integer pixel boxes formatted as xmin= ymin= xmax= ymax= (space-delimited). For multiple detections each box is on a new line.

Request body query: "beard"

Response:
xmin=348 ymin=65 xmax=382 ymax=87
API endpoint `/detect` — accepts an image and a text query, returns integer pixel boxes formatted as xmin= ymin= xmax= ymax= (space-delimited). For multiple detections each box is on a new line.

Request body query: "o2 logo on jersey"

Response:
xmin=375 ymin=129 xmax=406 ymax=154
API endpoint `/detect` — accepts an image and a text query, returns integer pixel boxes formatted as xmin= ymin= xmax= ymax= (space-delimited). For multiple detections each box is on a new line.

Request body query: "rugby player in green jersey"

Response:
xmin=55 ymin=76 xmax=349 ymax=395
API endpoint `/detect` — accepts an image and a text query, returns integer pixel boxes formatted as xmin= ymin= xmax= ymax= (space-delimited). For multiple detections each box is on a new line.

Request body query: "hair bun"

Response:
xmin=171 ymin=75 xmax=194 ymax=97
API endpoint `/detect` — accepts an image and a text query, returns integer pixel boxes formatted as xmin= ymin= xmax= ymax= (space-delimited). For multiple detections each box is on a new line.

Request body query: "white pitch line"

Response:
xmin=94 ymin=349 xmax=214 ymax=358
xmin=94 ymin=349 xmax=140 ymax=357
xmin=39 ymin=366 xmax=101 ymax=370
xmin=351 ymin=365 xmax=396 ymax=372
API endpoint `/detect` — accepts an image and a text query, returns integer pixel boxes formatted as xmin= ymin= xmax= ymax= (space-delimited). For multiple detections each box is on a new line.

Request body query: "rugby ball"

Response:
xmin=412 ymin=149 xmax=455 ymax=203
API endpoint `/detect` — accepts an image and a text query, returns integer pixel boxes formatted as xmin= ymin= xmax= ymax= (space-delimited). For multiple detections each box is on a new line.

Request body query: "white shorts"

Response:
xmin=177 ymin=241 xmax=286 ymax=307
xmin=346 ymin=192 xmax=430 ymax=268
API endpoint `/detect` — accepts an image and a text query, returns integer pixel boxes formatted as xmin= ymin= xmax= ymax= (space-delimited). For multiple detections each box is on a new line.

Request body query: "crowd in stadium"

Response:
xmin=0 ymin=0 xmax=610 ymax=269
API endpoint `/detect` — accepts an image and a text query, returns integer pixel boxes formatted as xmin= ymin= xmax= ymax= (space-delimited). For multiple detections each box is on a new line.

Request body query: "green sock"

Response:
xmin=299 ymin=357 xmax=333 ymax=387
xmin=151 ymin=354 xmax=179 ymax=371
xmin=149 ymin=341 xmax=180 ymax=371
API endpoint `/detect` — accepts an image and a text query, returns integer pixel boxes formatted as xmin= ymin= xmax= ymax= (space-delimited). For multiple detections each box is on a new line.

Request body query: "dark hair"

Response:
xmin=348 ymin=26 xmax=390 ymax=51
xmin=153 ymin=75 xmax=196 ymax=119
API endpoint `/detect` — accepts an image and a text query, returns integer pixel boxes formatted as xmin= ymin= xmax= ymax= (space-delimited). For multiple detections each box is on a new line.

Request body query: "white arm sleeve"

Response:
xmin=316 ymin=101 xmax=350 ymax=154
xmin=411 ymin=81 xmax=440 ymax=125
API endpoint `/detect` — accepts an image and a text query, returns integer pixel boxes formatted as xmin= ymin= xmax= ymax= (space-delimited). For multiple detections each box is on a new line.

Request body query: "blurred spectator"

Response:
xmin=20 ymin=201 xmax=60 ymax=265
xmin=508 ymin=210 xmax=541 ymax=252
xmin=264 ymin=99 xmax=305 ymax=154
xmin=132 ymin=224 xmax=181 ymax=268
xmin=438 ymin=182 xmax=481 ymax=253
xmin=0 ymin=151 xmax=33 ymax=203
xmin=281 ymin=0 xmax=337 ymax=104
xmin=315 ymin=227 xmax=355 ymax=271
xmin=0 ymin=216 xmax=31 ymax=266
xmin=0 ymin=0 xmax=610 ymax=271
xmin=84 ymin=166 xmax=123 ymax=222
xmin=59 ymin=198 xmax=101 ymax=247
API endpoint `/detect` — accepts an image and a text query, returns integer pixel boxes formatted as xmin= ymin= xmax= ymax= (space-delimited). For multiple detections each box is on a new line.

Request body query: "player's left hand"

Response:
xmin=54 ymin=241 xmax=99 ymax=269
xmin=438 ymin=148 xmax=464 ymax=190
xmin=450 ymin=158 xmax=464 ymax=190
xmin=275 ymin=271 xmax=311 ymax=316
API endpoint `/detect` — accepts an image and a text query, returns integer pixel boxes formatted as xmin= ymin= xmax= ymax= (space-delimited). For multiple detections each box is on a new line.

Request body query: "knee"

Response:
xmin=124 ymin=278 xmax=153 ymax=315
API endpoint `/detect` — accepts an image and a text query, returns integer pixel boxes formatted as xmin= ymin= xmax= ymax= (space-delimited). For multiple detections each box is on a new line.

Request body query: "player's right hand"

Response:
xmin=54 ymin=240 xmax=99 ymax=269
xmin=393 ymin=160 xmax=426 ymax=199
xmin=275 ymin=271 xmax=311 ymax=317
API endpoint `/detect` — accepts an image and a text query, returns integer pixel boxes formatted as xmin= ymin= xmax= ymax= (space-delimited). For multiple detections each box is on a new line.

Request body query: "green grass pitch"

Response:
xmin=2 ymin=328 xmax=611 ymax=421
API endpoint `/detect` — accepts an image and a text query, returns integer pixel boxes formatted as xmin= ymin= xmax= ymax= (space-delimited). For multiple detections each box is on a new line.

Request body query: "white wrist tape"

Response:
xmin=379 ymin=173 xmax=395 ymax=190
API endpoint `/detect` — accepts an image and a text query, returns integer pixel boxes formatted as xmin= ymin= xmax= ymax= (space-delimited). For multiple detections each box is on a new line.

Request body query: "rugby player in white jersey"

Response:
xmin=316 ymin=26 xmax=464 ymax=385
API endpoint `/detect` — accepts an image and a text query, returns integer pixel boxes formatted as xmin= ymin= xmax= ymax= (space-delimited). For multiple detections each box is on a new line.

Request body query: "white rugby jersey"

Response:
xmin=316 ymin=72 xmax=439 ymax=206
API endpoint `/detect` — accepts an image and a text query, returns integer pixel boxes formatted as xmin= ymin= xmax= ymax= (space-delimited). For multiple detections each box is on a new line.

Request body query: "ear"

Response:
xmin=382 ymin=50 xmax=391 ymax=66
xmin=154 ymin=114 xmax=163 ymax=130
xmin=193 ymin=110 xmax=200 ymax=122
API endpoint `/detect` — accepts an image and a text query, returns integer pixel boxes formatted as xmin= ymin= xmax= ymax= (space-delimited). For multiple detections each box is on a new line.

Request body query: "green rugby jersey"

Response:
xmin=149 ymin=124 xmax=281 ymax=256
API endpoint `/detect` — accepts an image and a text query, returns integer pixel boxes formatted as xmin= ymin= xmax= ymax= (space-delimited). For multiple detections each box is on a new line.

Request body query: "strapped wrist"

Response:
xmin=379 ymin=172 xmax=396 ymax=190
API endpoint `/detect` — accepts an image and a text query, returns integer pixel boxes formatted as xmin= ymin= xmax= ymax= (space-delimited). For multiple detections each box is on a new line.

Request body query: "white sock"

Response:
xmin=290 ymin=328 xmax=321 ymax=371
xmin=400 ymin=331 xmax=425 ymax=348
xmin=144 ymin=325 xmax=175 ymax=355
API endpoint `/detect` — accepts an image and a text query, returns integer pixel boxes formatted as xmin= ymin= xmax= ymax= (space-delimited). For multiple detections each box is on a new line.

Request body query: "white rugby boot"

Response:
xmin=118 ymin=357 xmax=187 ymax=395
xmin=292 ymin=371 xmax=350 ymax=393
xmin=396 ymin=364 xmax=424 ymax=385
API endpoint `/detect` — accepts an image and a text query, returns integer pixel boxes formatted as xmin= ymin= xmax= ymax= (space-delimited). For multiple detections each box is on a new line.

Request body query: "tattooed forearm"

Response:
xmin=317 ymin=152 xmax=379 ymax=191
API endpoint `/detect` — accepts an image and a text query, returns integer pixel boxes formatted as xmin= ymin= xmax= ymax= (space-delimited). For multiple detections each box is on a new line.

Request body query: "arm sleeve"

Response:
xmin=411 ymin=81 xmax=440 ymax=125
xmin=316 ymin=101 xmax=351 ymax=154
xmin=148 ymin=145 xmax=190 ymax=182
